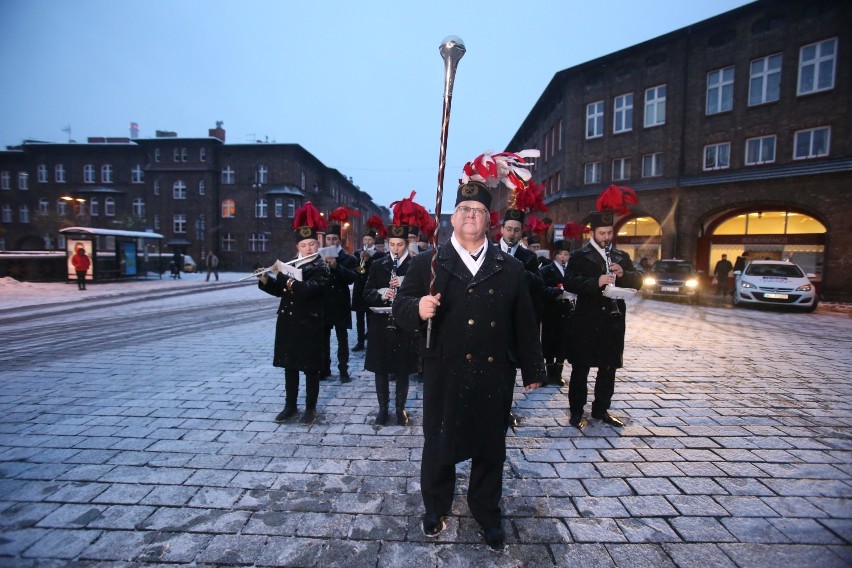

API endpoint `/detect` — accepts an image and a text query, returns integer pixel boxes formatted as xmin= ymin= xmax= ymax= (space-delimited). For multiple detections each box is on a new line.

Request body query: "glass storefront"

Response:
xmin=616 ymin=216 xmax=662 ymax=268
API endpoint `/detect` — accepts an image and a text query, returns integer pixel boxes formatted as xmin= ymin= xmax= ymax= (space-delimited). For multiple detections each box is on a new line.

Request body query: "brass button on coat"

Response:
xmin=487 ymin=356 xmax=494 ymax=363
xmin=468 ymin=319 xmax=475 ymax=326
xmin=466 ymin=353 xmax=472 ymax=360
xmin=490 ymin=321 xmax=496 ymax=327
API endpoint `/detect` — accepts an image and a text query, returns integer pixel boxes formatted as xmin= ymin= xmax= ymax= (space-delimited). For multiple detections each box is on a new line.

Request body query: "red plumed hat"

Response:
xmin=366 ymin=214 xmax=387 ymax=238
xmin=293 ymin=201 xmax=327 ymax=241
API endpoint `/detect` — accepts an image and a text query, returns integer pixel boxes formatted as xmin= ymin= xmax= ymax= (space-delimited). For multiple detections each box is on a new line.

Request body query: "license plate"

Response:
xmin=764 ymin=293 xmax=788 ymax=299
xmin=661 ymin=286 xmax=679 ymax=292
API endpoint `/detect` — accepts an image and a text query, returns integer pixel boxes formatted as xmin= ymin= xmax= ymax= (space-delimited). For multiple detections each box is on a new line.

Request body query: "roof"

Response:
xmin=59 ymin=227 xmax=164 ymax=239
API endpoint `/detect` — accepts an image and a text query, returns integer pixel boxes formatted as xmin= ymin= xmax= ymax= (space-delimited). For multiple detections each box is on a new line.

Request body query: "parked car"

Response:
xmin=642 ymin=259 xmax=704 ymax=304
xmin=182 ymin=255 xmax=198 ymax=273
xmin=732 ymin=260 xmax=818 ymax=312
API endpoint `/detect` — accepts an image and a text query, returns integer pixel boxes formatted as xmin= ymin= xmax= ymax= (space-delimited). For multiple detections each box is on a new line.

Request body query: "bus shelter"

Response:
xmin=59 ymin=227 xmax=165 ymax=282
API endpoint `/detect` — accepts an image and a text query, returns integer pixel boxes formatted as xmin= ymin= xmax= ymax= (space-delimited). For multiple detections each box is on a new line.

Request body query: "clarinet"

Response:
xmin=386 ymin=255 xmax=399 ymax=329
xmin=605 ymin=247 xmax=622 ymax=318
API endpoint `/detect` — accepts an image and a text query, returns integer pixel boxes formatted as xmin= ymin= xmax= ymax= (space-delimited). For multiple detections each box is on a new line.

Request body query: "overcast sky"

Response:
xmin=0 ymin=0 xmax=751 ymax=209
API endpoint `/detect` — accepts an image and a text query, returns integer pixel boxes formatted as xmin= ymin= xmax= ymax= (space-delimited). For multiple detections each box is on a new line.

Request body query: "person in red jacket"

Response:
xmin=71 ymin=247 xmax=91 ymax=290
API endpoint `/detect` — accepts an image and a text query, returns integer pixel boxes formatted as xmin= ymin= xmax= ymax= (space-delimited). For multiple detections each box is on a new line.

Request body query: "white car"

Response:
xmin=733 ymin=260 xmax=818 ymax=312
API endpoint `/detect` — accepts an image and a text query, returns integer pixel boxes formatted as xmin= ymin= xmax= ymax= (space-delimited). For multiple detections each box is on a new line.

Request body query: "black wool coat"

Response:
xmin=539 ymin=262 xmax=574 ymax=362
xmin=394 ymin=242 xmax=546 ymax=464
xmin=563 ymin=243 xmax=642 ymax=368
xmin=351 ymin=248 xmax=386 ymax=312
xmin=323 ymin=249 xmax=358 ymax=328
xmin=258 ymin=255 xmax=330 ymax=372
xmin=363 ymin=253 xmax=420 ymax=376
xmin=511 ymin=245 xmax=545 ymax=323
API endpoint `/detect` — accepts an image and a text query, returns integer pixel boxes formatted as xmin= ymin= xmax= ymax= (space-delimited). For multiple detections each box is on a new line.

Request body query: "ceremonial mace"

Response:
xmin=426 ymin=35 xmax=465 ymax=349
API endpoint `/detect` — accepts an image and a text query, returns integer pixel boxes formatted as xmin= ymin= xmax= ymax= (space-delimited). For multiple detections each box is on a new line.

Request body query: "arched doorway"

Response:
xmin=701 ymin=208 xmax=826 ymax=282
xmin=615 ymin=215 xmax=662 ymax=268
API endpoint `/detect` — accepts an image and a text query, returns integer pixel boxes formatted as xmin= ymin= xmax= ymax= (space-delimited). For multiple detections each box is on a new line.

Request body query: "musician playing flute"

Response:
xmin=363 ymin=219 xmax=420 ymax=426
xmin=563 ymin=187 xmax=643 ymax=430
xmin=258 ymin=202 xmax=330 ymax=425
xmin=393 ymin=152 xmax=545 ymax=550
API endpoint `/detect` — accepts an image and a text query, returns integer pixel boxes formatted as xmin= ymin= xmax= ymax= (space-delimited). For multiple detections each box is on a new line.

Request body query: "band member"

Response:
xmin=498 ymin=208 xmax=544 ymax=324
xmin=527 ymin=234 xmax=551 ymax=268
xmin=374 ymin=235 xmax=386 ymax=254
xmin=322 ymin=222 xmax=358 ymax=382
xmin=352 ymin=231 xmax=384 ymax=351
xmin=394 ymin=150 xmax=545 ymax=550
xmin=259 ymin=202 xmax=330 ymax=425
xmin=540 ymin=240 xmax=573 ymax=386
xmin=364 ymin=221 xmax=420 ymax=425
xmin=564 ymin=197 xmax=642 ymax=430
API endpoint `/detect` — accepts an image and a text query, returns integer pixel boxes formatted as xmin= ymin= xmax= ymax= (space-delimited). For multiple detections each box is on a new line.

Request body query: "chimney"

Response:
xmin=130 ymin=122 xmax=139 ymax=139
xmin=209 ymin=121 xmax=226 ymax=142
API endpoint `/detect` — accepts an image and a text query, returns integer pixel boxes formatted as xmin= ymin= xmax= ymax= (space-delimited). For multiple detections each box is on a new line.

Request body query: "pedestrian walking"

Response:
xmin=258 ymin=202 xmax=330 ymax=425
xmin=321 ymin=214 xmax=358 ymax=383
xmin=71 ymin=246 xmax=91 ymax=290
xmin=205 ymin=251 xmax=219 ymax=281
xmin=394 ymin=150 xmax=545 ymax=550
xmin=564 ymin=186 xmax=643 ymax=430
xmin=171 ymin=251 xmax=183 ymax=279
xmin=713 ymin=253 xmax=733 ymax=295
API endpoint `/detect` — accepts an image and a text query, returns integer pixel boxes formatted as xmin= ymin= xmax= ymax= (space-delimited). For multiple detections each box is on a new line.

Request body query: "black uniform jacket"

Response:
xmin=394 ymin=242 xmax=546 ymax=463
xmin=563 ymin=242 xmax=642 ymax=369
xmin=352 ymin=248 xmax=386 ymax=312
xmin=511 ymin=244 xmax=545 ymax=323
xmin=363 ymin=253 xmax=420 ymax=376
xmin=540 ymin=261 xmax=574 ymax=360
xmin=259 ymin=255 xmax=330 ymax=371
xmin=323 ymin=249 xmax=358 ymax=328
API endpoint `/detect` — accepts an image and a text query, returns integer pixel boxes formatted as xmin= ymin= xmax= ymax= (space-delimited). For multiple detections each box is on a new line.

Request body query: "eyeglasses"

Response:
xmin=455 ymin=205 xmax=489 ymax=218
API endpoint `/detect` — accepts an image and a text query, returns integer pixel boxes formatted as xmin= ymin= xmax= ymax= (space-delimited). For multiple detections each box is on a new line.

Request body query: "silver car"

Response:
xmin=733 ymin=260 xmax=818 ymax=312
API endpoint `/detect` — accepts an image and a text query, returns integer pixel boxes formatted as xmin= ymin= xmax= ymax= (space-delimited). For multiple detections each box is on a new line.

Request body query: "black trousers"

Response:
xmin=568 ymin=365 xmax=616 ymax=418
xmin=354 ymin=309 xmax=368 ymax=344
xmin=75 ymin=270 xmax=87 ymax=290
xmin=324 ymin=324 xmax=349 ymax=374
xmin=284 ymin=368 xmax=320 ymax=410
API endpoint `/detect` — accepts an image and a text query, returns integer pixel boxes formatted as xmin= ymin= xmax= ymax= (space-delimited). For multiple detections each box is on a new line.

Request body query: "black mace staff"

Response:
xmin=426 ymin=35 xmax=466 ymax=349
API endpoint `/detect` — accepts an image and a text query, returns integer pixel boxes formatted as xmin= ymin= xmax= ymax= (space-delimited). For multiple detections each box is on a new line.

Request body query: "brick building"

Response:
xmin=0 ymin=124 xmax=388 ymax=273
xmin=502 ymin=0 xmax=851 ymax=300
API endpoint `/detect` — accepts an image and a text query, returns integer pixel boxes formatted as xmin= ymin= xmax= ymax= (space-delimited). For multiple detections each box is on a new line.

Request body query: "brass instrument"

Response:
xmin=356 ymin=247 xmax=375 ymax=274
xmin=239 ymin=253 xmax=319 ymax=282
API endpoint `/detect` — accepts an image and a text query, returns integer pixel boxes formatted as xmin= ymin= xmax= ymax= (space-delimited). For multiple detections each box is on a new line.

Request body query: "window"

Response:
xmin=196 ymin=214 xmax=205 ymax=240
xmin=798 ymin=37 xmax=837 ymax=95
xmin=173 ymin=148 xmax=180 ymax=162
xmin=154 ymin=148 xmax=161 ymax=162
xmin=793 ymin=127 xmax=830 ymax=159
xmin=153 ymin=179 xmax=160 ymax=196
xmin=255 ymin=198 xmax=268 ymax=218
xmin=583 ymin=162 xmax=602 ymax=184
xmin=173 ymin=180 xmax=187 ymax=199
xmin=37 ymin=164 xmax=48 ymax=183
xmin=222 ymin=166 xmax=235 ymax=184
xmin=55 ymin=164 xmax=66 ymax=183
xmin=287 ymin=199 xmax=295 ymax=218
xmin=18 ymin=172 xmax=29 ymax=190
xmin=249 ymin=233 xmax=269 ymax=252
xmin=613 ymin=93 xmax=633 ymax=133
xmin=131 ymin=165 xmax=144 ymax=183
xmin=56 ymin=200 xmax=67 ymax=215
xmin=0 ymin=172 xmax=8 ymax=190
xmin=198 ymin=179 xmax=205 ymax=195
xmin=181 ymin=148 xmax=188 ymax=162
xmin=154 ymin=214 xmax=160 ymax=230
xmin=274 ymin=198 xmax=283 ymax=218
xmin=257 ymin=165 xmax=268 ymax=184
xmin=222 ymin=232 xmax=235 ymax=252
xmin=703 ymin=142 xmax=731 ymax=170
xmin=104 ymin=197 xmax=115 ymax=217
xmin=586 ymin=101 xmax=604 ymax=138
xmin=133 ymin=198 xmax=145 ymax=216
xmin=101 ymin=164 xmax=113 ymax=183
xmin=19 ymin=205 xmax=29 ymax=223
xmin=83 ymin=164 xmax=95 ymax=183
xmin=39 ymin=198 xmax=49 ymax=213
xmin=90 ymin=198 xmax=99 ymax=216
xmin=301 ymin=172 xmax=306 ymax=190
xmin=644 ymin=85 xmax=666 ymax=127
xmin=612 ymin=158 xmax=631 ymax=181
xmin=749 ymin=54 xmax=782 ymax=106
xmin=173 ymin=214 xmax=187 ymax=234
xmin=222 ymin=199 xmax=236 ymax=218
xmin=745 ymin=135 xmax=776 ymax=165
xmin=706 ymin=66 xmax=734 ymax=114
xmin=1 ymin=205 xmax=11 ymax=222
xmin=200 ymin=147 xmax=207 ymax=162
xmin=642 ymin=153 xmax=664 ymax=177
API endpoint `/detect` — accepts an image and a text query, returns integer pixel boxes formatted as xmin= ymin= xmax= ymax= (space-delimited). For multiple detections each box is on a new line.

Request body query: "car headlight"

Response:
xmin=740 ymin=280 xmax=756 ymax=289
xmin=796 ymin=284 xmax=812 ymax=292
xmin=685 ymin=279 xmax=698 ymax=288
xmin=644 ymin=277 xmax=656 ymax=286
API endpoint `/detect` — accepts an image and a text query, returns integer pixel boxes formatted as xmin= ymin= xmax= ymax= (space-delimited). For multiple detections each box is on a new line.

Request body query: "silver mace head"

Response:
xmin=440 ymin=36 xmax=466 ymax=63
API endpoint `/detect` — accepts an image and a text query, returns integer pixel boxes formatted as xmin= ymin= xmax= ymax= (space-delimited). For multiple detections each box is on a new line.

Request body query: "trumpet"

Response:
xmin=356 ymin=248 xmax=375 ymax=274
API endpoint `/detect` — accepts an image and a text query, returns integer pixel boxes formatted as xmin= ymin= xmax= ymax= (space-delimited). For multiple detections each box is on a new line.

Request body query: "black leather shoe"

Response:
xmin=396 ymin=409 xmax=409 ymax=426
xmin=340 ymin=372 xmax=351 ymax=383
xmin=551 ymin=377 xmax=566 ymax=387
xmin=300 ymin=408 xmax=317 ymax=424
xmin=569 ymin=415 xmax=588 ymax=430
xmin=593 ymin=413 xmax=625 ymax=427
xmin=375 ymin=408 xmax=388 ymax=425
xmin=422 ymin=513 xmax=446 ymax=537
xmin=483 ymin=526 xmax=506 ymax=550
xmin=352 ymin=343 xmax=364 ymax=352
xmin=320 ymin=370 xmax=332 ymax=380
xmin=275 ymin=406 xmax=297 ymax=423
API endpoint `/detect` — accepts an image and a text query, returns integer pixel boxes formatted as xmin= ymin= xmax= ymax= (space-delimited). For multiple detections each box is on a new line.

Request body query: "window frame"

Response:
xmin=703 ymin=142 xmax=731 ymax=171
xmin=797 ymin=37 xmax=837 ymax=96
xmin=221 ymin=166 xmax=235 ymax=185
xmin=744 ymin=135 xmax=777 ymax=165
xmin=749 ymin=53 xmax=782 ymax=106
xmin=706 ymin=66 xmax=735 ymax=115
xmin=37 ymin=164 xmax=48 ymax=183
xmin=613 ymin=93 xmax=633 ymax=134
xmin=612 ymin=157 xmax=631 ymax=181
xmin=255 ymin=198 xmax=268 ymax=218
xmin=583 ymin=161 xmax=602 ymax=185
xmin=173 ymin=180 xmax=187 ymax=200
xmin=131 ymin=164 xmax=144 ymax=184
xmin=83 ymin=164 xmax=95 ymax=183
xmin=644 ymin=84 xmax=667 ymax=128
xmin=104 ymin=197 xmax=115 ymax=217
xmin=55 ymin=164 xmax=66 ymax=183
xmin=793 ymin=126 xmax=831 ymax=160
xmin=222 ymin=199 xmax=236 ymax=218
xmin=101 ymin=164 xmax=113 ymax=183
xmin=173 ymin=214 xmax=187 ymax=234
xmin=132 ymin=198 xmax=145 ymax=217
xmin=641 ymin=153 xmax=664 ymax=177
xmin=586 ymin=101 xmax=604 ymax=139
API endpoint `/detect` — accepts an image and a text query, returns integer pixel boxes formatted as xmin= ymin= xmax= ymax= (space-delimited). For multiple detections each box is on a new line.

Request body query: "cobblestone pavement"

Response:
xmin=0 ymin=281 xmax=850 ymax=567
